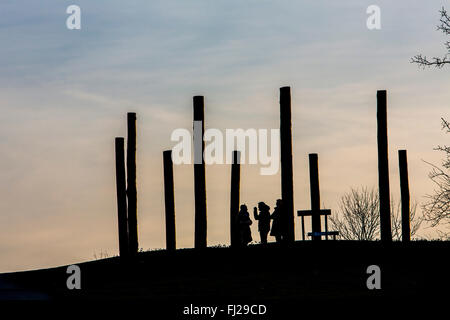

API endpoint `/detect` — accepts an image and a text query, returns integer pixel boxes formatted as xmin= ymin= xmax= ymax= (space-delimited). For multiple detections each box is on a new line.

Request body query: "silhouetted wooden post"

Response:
xmin=377 ymin=90 xmax=392 ymax=242
xmin=115 ymin=137 xmax=129 ymax=258
xmin=230 ymin=151 xmax=241 ymax=248
xmin=163 ymin=150 xmax=176 ymax=251
xmin=298 ymin=154 xmax=335 ymax=240
xmin=309 ymin=153 xmax=322 ymax=241
xmin=127 ymin=112 xmax=139 ymax=255
xmin=279 ymin=86 xmax=295 ymax=242
xmin=193 ymin=96 xmax=207 ymax=248
xmin=399 ymin=150 xmax=410 ymax=242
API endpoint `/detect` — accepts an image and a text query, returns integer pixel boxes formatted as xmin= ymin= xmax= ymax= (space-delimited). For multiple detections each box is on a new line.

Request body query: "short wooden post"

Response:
xmin=377 ymin=90 xmax=392 ymax=242
xmin=398 ymin=150 xmax=410 ymax=242
xmin=279 ymin=86 xmax=295 ymax=242
xmin=127 ymin=112 xmax=139 ymax=255
xmin=163 ymin=150 xmax=176 ymax=251
xmin=115 ymin=137 xmax=129 ymax=258
xmin=193 ymin=96 xmax=207 ymax=248
xmin=230 ymin=151 xmax=241 ymax=247
xmin=309 ymin=153 xmax=322 ymax=241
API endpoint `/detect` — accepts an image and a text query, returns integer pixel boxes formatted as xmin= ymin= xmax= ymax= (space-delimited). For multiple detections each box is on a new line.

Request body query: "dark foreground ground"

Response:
xmin=0 ymin=241 xmax=448 ymax=317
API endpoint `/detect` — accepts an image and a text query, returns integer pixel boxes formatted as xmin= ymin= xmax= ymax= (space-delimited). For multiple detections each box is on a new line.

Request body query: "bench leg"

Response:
xmin=301 ymin=216 xmax=305 ymax=241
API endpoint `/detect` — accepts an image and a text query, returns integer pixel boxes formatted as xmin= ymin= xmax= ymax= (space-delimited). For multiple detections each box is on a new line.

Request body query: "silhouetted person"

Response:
xmin=238 ymin=204 xmax=252 ymax=246
xmin=253 ymin=202 xmax=271 ymax=244
xmin=270 ymin=199 xmax=284 ymax=243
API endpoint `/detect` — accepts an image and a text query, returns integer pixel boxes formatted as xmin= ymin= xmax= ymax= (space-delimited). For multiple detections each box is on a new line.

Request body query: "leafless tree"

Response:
xmin=391 ymin=201 xmax=421 ymax=241
xmin=330 ymin=187 xmax=379 ymax=240
xmin=423 ymin=118 xmax=450 ymax=226
xmin=411 ymin=7 xmax=450 ymax=68
xmin=330 ymin=187 xmax=422 ymax=240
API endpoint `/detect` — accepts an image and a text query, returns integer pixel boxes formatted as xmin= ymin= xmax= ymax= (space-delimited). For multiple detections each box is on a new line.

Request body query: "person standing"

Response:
xmin=253 ymin=202 xmax=271 ymax=244
xmin=270 ymin=199 xmax=284 ymax=243
xmin=238 ymin=204 xmax=253 ymax=246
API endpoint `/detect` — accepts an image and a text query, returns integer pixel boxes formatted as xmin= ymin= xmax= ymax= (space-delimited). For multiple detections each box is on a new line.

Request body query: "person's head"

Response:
xmin=276 ymin=199 xmax=282 ymax=207
xmin=240 ymin=204 xmax=247 ymax=212
xmin=258 ymin=202 xmax=269 ymax=211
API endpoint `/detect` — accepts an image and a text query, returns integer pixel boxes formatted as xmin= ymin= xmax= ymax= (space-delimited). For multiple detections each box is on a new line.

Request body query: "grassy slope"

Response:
xmin=0 ymin=241 xmax=448 ymax=305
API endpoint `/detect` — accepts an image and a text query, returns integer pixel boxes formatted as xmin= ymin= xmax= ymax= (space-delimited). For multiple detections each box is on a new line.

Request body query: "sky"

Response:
xmin=0 ymin=0 xmax=449 ymax=272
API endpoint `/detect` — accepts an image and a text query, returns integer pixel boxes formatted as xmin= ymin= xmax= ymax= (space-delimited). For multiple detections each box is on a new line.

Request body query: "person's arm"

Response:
xmin=253 ymin=207 xmax=258 ymax=220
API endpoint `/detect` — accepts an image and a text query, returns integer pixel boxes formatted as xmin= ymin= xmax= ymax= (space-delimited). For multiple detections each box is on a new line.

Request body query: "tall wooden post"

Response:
xmin=127 ymin=112 xmax=139 ymax=255
xmin=398 ymin=150 xmax=410 ymax=242
xmin=377 ymin=90 xmax=392 ymax=242
xmin=309 ymin=153 xmax=322 ymax=241
xmin=193 ymin=96 xmax=207 ymax=248
xmin=163 ymin=150 xmax=176 ymax=251
xmin=115 ymin=137 xmax=129 ymax=258
xmin=230 ymin=151 xmax=241 ymax=248
xmin=279 ymin=86 xmax=295 ymax=242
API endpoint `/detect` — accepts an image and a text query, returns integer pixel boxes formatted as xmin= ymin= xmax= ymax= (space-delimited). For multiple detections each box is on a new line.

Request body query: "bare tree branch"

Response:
xmin=422 ymin=118 xmax=450 ymax=226
xmin=412 ymin=7 xmax=450 ymax=69
xmin=330 ymin=187 xmax=422 ymax=240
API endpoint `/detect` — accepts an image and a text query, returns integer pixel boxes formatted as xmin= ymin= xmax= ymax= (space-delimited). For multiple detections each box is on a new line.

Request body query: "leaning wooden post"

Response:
xmin=309 ymin=153 xmax=322 ymax=241
xmin=398 ymin=150 xmax=410 ymax=242
xmin=127 ymin=112 xmax=139 ymax=255
xmin=279 ymin=86 xmax=295 ymax=242
xmin=115 ymin=137 xmax=129 ymax=259
xmin=193 ymin=96 xmax=207 ymax=248
xmin=230 ymin=151 xmax=241 ymax=248
xmin=163 ymin=150 xmax=176 ymax=251
xmin=377 ymin=90 xmax=392 ymax=242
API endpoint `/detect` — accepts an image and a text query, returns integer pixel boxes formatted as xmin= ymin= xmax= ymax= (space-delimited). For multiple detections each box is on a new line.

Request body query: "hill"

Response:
xmin=0 ymin=241 xmax=448 ymax=316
